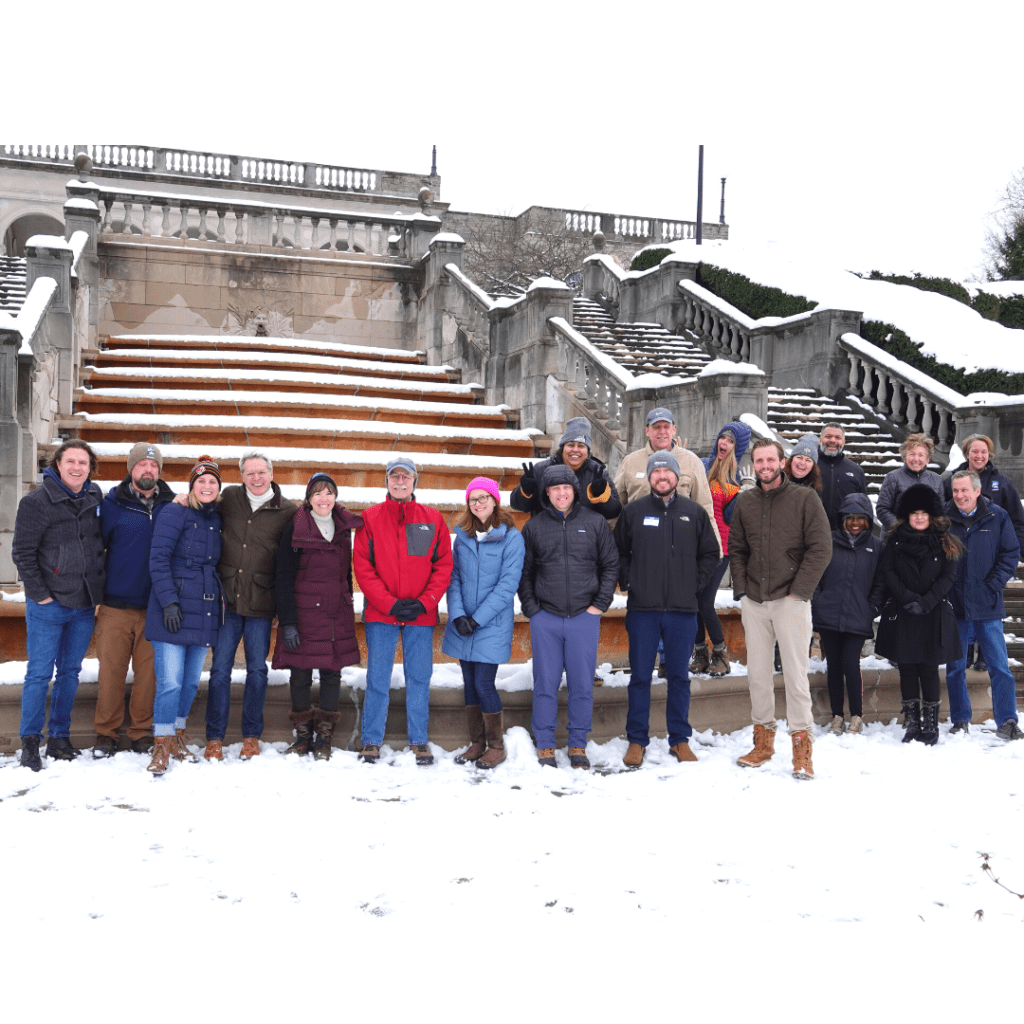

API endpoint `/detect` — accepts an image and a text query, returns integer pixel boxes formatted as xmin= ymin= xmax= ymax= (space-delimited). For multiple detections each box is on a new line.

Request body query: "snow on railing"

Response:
xmin=0 ymin=276 xmax=59 ymax=355
xmin=548 ymin=316 xmax=633 ymax=434
xmin=92 ymin=186 xmax=419 ymax=258
xmin=564 ymin=209 xmax=711 ymax=245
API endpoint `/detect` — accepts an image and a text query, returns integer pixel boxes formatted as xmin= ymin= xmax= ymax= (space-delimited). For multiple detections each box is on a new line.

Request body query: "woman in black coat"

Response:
xmin=874 ymin=484 xmax=963 ymax=745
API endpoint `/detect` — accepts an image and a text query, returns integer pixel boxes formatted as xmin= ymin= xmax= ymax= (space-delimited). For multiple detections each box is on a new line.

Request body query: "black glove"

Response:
xmin=453 ymin=615 xmax=478 ymax=637
xmin=903 ymin=601 xmax=925 ymax=615
xmin=283 ymin=625 xmax=301 ymax=651
xmin=519 ymin=461 xmax=536 ymax=494
xmin=391 ymin=599 xmax=426 ymax=622
xmin=589 ymin=475 xmax=610 ymax=498
xmin=163 ymin=603 xmax=182 ymax=633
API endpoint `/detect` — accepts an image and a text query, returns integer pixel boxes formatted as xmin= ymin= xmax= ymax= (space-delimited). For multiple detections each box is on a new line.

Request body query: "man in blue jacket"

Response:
xmin=93 ymin=442 xmax=177 ymax=757
xmin=614 ymin=451 xmax=720 ymax=767
xmin=944 ymin=470 xmax=1022 ymax=739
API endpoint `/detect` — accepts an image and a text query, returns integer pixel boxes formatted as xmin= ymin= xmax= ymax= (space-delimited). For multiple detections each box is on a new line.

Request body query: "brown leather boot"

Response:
xmin=454 ymin=705 xmax=486 ymax=764
xmin=172 ymin=728 xmax=198 ymax=763
xmin=477 ymin=711 xmax=506 ymax=769
xmin=285 ymin=708 xmax=315 ymax=756
xmin=791 ymin=730 xmax=814 ymax=780
xmin=312 ymin=708 xmax=341 ymax=761
xmin=147 ymin=735 xmax=173 ymax=775
xmin=737 ymin=724 xmax=776 ymax=767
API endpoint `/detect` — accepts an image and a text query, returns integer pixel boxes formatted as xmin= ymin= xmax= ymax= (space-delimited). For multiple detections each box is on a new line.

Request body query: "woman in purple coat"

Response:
xmin=272 ymin=473 xmax=363 ymax=759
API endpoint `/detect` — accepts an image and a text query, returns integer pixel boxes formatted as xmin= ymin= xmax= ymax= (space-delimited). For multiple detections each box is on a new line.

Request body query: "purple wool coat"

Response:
xmin=271 ymin=504 xmax=363 ymax=672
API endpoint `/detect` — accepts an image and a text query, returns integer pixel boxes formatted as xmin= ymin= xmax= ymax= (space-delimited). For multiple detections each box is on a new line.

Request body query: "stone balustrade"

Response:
xmin=77 ymin=184 xmax=439 ymax=259
xmin=680 ymin=279 xmax=757 ymax=362
xmin=564 ymin=208 xmax=726 ymax=247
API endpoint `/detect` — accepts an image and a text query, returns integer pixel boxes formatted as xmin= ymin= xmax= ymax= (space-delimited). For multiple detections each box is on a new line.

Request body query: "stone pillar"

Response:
xmin=25 ymin=236 xmax=75 ymax=415
xmin=64 ymin=196 xmax=101 ymax=355
xmin=420 ymin=233 xmax=468 ymax=367
xmin=409 ymin=215 xmax=444 ymax=262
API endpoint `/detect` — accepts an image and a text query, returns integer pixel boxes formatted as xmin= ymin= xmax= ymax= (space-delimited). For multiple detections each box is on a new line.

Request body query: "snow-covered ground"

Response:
xmin=3 ymin=661 xmax=1022 ymax=1012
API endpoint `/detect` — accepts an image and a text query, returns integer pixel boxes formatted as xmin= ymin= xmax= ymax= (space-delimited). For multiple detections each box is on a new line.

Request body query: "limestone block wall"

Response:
xmin=95 ymin=240 xmax=421 ymax=349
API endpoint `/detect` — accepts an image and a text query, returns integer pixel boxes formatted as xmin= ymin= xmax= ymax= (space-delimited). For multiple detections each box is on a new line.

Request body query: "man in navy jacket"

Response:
xmin=944 ymin=470 xmax=1022 ymax=739
xmin=614 ymin=451 xmax=719 ymax=767
xmin=93 ymin=442 xmax=177 ymax=757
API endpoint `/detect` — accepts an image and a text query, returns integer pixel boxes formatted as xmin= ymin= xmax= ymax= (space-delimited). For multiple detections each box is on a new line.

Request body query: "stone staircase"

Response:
xmin=0 ymin=254 xmax=27 ymax=314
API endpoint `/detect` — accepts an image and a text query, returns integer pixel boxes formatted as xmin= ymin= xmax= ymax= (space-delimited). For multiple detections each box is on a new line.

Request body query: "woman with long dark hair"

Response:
xmin=874 ymin=484 xmax=963 ymax=745
xmin=442 ymin=477 xmax=525 ymax=769
xmin=271 ymin=473 xmax=363 ymax=760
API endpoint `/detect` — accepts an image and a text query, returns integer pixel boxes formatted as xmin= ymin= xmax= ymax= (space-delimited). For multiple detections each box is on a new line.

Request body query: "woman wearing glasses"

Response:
xmin=443 ymin=477 xmax=525 ymax=768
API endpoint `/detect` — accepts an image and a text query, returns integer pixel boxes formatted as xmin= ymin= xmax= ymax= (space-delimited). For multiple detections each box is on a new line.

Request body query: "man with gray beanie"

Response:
xmin=93 ymin=442 xmax=178 ymax=756
xmin=613 ymin=450 xmax=720 ymax=766
xmin=353 ymin=456 xmax=453 ymax=765
xmin=512 ymin=416 xmax=621 ymax=521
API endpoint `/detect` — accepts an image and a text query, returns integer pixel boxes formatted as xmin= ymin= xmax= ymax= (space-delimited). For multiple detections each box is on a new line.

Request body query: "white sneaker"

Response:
xmin=828 ymin=715 xmax=846 ymax=735
xmin=847 ymin=715 xmax=864 ymax=735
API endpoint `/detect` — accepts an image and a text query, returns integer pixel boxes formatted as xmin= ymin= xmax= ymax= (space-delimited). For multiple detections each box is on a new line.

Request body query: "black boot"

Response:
xmin=46 ymin=735 xmax=80 ymax=760
xmin=965 ymin=643 xmax=976 ymax=670
xmin=973 ymin=651 xmax=989 ymax=674
xmin=312 ymin=708 xmax=341 ymax=761
xmin=20 ymin=735 xmax=42 ymax=772
xmin=285 ymin=708 xmax=315 ymax=756
xmin=901 ymin=699 xmax=922 ymax=744
xmin=919 ymin=701 xmax=940 ymax=745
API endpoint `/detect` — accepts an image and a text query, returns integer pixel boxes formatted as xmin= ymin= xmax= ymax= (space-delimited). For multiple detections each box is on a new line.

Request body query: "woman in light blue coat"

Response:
xmin=442 ymin=477 xmax=525 ymax=769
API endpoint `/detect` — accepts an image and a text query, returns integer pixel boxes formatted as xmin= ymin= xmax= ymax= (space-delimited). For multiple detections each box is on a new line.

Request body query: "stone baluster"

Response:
xmin=234 ymin=209 xmax=245 ymax=244
xmin=585 ymin=364 xmax=599 ymax=410
xmin=683 ymin=298 xmax=695 ymax=331
xmin=273 ymin=212 xmax=285 ymax=248
xmin=889 ymin=380 xmax=904 ymax=423
xmin=121 ymin=201 xmax=134 ymax=235
xmin=310 ymin=217 xmax=320 ymax=251
xmin=936 ymin=407 xmax=952 ymax=452
xmin=606 ymin=383 xmax=622 ymax=432
xmin=176 ymin=202 xmax=189 ymax=240
xmin=574 ymin=353 xmax=588 ymax=400
xmin=197 ymin=207 xmax=210 ymax=242
xmin=215 ymin=208 xmax=227 ymax=243
xmin=141 ymin=203 xmax=152 ymax=237
xmin=906 ymin=390 xmax=920 ymax=431
xmin=345 ymin=220 xmax=355 ymax=252
xmin=876 ymin=370 xmax=890 ymax=415
xmin=740 ymin=332 xmax=750 ymax=362
xmin=921 ymin=400 xmax=935 ymax=439
xmin=847 ymin=353 xmax=861 ymax=395
xmin=160 ymin=203 xmax=172 ymax=238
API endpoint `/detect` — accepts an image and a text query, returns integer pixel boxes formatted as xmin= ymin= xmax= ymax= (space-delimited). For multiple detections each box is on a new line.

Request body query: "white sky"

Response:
xmin=9 ymin=1 xmax=1023 ymax=281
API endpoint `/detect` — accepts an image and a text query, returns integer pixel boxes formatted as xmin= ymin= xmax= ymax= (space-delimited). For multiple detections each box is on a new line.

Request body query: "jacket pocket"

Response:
xmin=405 ymin=522 xmax=436 ymax=557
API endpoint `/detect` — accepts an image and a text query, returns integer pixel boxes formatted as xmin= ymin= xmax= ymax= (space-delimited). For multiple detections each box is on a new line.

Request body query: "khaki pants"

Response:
xmin=740 ymin=595 xmax=814 ymax=735
xmin=93 ymin=604 xmax=156 ymax=741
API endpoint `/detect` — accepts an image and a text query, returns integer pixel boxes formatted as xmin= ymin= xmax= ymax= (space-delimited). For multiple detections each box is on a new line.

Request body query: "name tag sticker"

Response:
xmin=635 ymin=472 xmax=645 ymax=478
xmin=643 ymin=516 xmax=660 ymax=527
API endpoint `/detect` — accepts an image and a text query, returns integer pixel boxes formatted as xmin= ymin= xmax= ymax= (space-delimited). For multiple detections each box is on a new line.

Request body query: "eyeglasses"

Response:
xmin=468 ymin=496 xmax=494 ymax=506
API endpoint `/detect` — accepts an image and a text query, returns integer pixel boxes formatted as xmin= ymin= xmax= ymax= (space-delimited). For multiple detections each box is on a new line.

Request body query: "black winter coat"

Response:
xmin=272 ymin=505 xmax=363 ymax=671
xmin=510 ymin=454 xmax=621 ymax=521
xmin=519 ymin=491 xmax=618 ymax=619
xmin=614 ymin=493 xmax=719 ymax=612
xmin=12 ymin=469 xmax=105 ymax=608
xmin=874 ymin=524 xmax=961 ymax=665
xmin=817 ymin=451 xmax=867 ymax=532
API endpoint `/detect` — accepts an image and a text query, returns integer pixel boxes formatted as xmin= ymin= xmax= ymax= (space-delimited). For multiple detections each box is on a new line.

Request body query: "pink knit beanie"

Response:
xmin=465 ymin=476 xmax=501 ymax=505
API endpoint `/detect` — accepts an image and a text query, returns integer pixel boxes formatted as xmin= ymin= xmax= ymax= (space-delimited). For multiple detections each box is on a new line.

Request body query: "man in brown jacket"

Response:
xmin=728 ymin=438 xmax=832 ymax=779
xmin=204 ymin=451 xmax=297 ymax=759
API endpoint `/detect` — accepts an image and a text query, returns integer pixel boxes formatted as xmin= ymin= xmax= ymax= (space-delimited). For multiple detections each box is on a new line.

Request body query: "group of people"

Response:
xmin=11 ymin=412 xmax=1024 ymax=779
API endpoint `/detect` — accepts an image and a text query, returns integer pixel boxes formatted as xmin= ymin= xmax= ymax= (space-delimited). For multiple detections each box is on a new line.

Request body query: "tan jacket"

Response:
xmin=728 ymin=474 xmax=832 ymax=603
xmin=615 ymin=440 xmax=721 ymax=552
xmin=217 ymin=483 xmax=298 ymax=617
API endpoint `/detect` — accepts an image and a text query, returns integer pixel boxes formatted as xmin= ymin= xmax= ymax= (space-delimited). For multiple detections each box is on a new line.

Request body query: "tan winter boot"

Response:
xmin=791 ymin=731 xmax=814 ymax=780
xmin=171 ymin=728 xmax=198 ymax=763
xmin=689 ymin=643 xmax=711 ymax=675
xmin=477 ymin=711 xmax=506 ymax=769
xmin=736 ymin=724 xmax=776 ymax=767
xmin=454 ymin=705 xmax=486 ymax=764
xmin=147 ymin=735 xmax=173 ymax=775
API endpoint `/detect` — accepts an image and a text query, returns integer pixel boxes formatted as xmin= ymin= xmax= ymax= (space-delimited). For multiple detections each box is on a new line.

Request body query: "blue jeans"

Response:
xmin=460 ymin=660 xmax=502 ymax=714
xmin=626 ymin=609 xmax=698 ymax=747
xmin=206 ymin=609 xmax=271 ymax=739
xmin=946 ymin=618 xmax=1019 ymax=727
xmin=362 ymin=622 xmax=434 ymax=746
xmin=152 ymin=640 xmax=208 ymax=736
xmin=21 ymin=599 xmax=96 ymax=738
xmin=529 ymin=609 xmax=601 ymax=749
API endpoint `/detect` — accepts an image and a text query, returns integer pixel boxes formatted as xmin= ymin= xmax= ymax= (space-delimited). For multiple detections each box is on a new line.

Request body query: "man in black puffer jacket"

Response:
xmin=519 ymin=464 xmax=618 ymax=769
xmin=614 ymin=451 xmax=720 ymax=767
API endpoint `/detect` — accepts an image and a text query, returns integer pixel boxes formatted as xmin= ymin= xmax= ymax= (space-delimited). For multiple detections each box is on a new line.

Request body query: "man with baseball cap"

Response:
xmin=93 ymin=442 xmax=178 ymax=756
xmin=614 ymin=450 xmax=720 ymax=766
xmin=353 ymin=456 xmax=453 ymax=765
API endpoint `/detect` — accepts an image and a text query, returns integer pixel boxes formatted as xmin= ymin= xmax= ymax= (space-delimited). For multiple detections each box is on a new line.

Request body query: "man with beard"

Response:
xmin=93 ymin=443 xmax=178 ymax=756
xmin=729 ymin=438 xmax=832 ymax=779
xmin=817 ymin=423 xmax=866 ymax=532
xmin=614 ymin=451 xmax=720 ymax=767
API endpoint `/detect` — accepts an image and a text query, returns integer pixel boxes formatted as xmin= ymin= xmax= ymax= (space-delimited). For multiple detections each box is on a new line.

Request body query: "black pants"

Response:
xmin=694 ymin=556 xmax=731 ymax=647
xmin=289 ymin=667 xmax=341 ymax=712
xmin=898 ymin=662 xmax=940 ymax=703
xmin=818 ymin=628 xmax=865 ymax=717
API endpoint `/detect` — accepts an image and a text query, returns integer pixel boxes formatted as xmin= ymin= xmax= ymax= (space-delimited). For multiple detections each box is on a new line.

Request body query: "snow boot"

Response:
xmin=20 ymin=735 xmax=42 ymax=772
xmin=791 ymin=731 xmax=814 ymax=780
xmin=147 ymin=736 xmax=173 ymax=775
xmin=847 ymin=715 xmax=864 ymax=735
xmin=689 ymin=643 xmax=710 ymax=675
xmin=46 ymin=735 xmax=80 ymax=760
xmin=737 ymin=724 xmax=776 ymax=767
xmin=285 ymin=708 xmax=315 ymax=756
xmin=454 ymin=705 xmax=486 ymax=764
xmin=828 ymin=715 xmax=846 ymax=735
xmin=708 ymin=643 xmax=730 ymax=677
xmin=312 ymin=708 xmax=341 ymax=761
xmin=537 ymin=747 xmax=557 ymax=767
xmin=919 ymin=701 xmax=940 ymax=746
xmin=171 ymin=729 xmax=198 ymax=762
xmin=900 ymin=699 xmax=922 ymax=743
xmin=477 ymin=711 xmax=506 ymax=769
xmin=568 ymin=747 xmax=590 ymax=770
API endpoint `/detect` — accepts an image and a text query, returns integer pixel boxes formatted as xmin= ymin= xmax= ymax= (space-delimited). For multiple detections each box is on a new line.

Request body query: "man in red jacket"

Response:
xmin=353 ymin=457 xmax=453 ymax=765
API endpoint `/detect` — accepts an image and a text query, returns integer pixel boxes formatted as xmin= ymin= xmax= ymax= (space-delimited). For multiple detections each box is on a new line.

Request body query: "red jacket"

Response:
xmin=353 ymin=495 xmax=453 ymax=625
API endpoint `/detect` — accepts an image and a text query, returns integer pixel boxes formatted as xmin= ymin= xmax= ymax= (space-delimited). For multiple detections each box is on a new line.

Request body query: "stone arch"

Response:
xmin=2 ymin=211 xmax=65 ymax=256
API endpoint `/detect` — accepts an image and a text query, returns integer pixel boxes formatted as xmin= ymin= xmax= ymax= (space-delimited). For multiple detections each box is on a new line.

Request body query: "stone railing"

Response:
xmin=73 ymin=184 xmax=440 ymax=260
xmin=839 ymin=333 xmax=962 ymax=452
xmin=564 ymin=209 xmax=727 ymax=246
xmin=679 ymin=279 xmax=758 ymax=362
xmin=548 ymin=317 xmax=632 ymax=436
